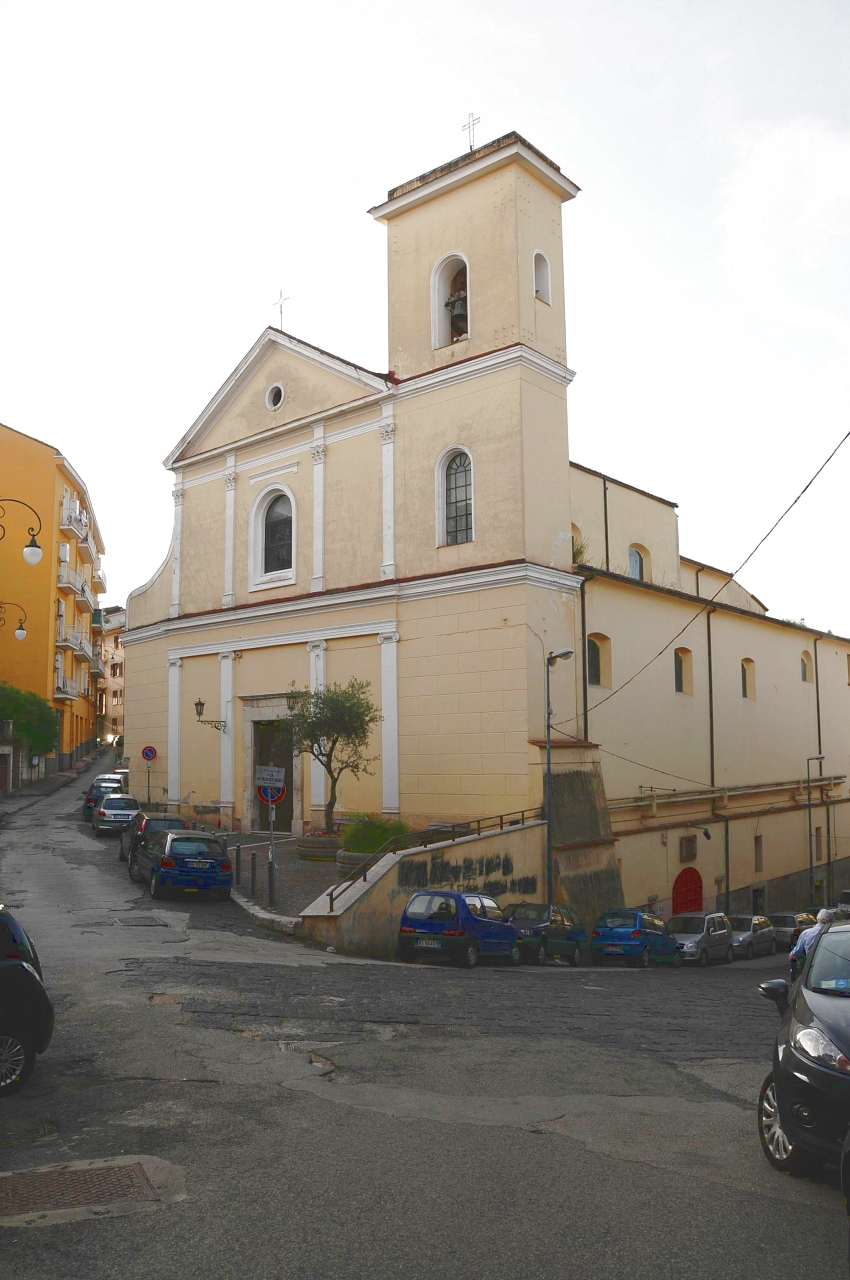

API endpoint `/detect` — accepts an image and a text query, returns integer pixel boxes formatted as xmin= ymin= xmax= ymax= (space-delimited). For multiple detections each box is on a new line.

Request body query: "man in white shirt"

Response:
xmin=790 ymin=909 xmax=835 ymax=969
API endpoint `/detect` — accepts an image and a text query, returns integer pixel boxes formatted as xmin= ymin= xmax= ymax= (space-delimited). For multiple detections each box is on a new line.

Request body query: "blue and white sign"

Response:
xmin=142 ymin=745 xmax=157 ymax=762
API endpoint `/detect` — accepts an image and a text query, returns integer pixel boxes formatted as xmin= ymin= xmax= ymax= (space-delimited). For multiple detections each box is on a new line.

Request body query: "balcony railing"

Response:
xmin=90 ymin=653 xmax=105 ymax=677
xmin=91 ymin=608 xmax=104 ymax=632
xmin=77 ymin=532 xmax=96 ymax=564
xmin=57 ymin=563 xmax=83 ymax=593
xmin=59 ymin=503 xmax=85 ymax=539
xmin=55 ymin=622 xmax=79 ymax=650
xmin=54 ymin=674 xmax=79 ymax=701
xmin=74 ymin=632 xmax=93 ymax=662
xmin=75 ymin=579 xmax=95 ymax=613
xmin=92 ymin=560 xmax=107 ymax=592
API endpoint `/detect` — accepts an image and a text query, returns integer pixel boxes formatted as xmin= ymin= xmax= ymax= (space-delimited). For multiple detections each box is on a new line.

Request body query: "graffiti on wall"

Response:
xmin=397 ymin=850 xmax=537 ymax=899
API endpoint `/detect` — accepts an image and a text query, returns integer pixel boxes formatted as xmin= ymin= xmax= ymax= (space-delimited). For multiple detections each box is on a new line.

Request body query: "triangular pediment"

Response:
xmin=165 ymin=329 xmax=390 ymax=467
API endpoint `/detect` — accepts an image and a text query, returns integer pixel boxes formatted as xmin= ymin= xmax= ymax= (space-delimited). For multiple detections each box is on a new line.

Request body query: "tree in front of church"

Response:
xmin=288 ymin=679 xmax=382 ymax=834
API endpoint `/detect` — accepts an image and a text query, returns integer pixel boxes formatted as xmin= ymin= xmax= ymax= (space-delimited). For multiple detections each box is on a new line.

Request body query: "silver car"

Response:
xmin=770 ymin=912 xmax=816 ymax=949
xmin=93 ymin=793 xmax=141 ymax=835
xmin=668 ymin=912 xmax=734 ymax=966
xmin=728 ymin=914 xmax=777 ymax=960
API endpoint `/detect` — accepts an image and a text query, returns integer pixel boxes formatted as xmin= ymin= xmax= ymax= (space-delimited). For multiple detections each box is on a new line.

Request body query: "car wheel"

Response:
xmin=460 ymin=942 xmax=478 ymax=970
xmin=568 ymin=944 xmax=582 ymax=968
xmin=532 ymin=942 xmax=547 ymax=966
xmin=770 ymin=939 xmax=777 ymax=955
xmin=746 ymin=943 xmax=754 ymax=961
xmin=0 ymin=1025 xmax=36 ymax=1098
xmin=637 ymin=947 xmax=650 ymax=969
xmin=128 ymin=857 xmax=143 ymax=884
xmin=672 ymin=949 xmax=682 ymax=968
xmin=725 ymin=946 xmax=734 ymax=964
xmin=698 ymin=949 xmax=708 ymax=967
xmin=758 ymin=1073 xmax=813 ymax=1174
xmin=149 ymin=872 xmax=163 ymax=900
xmin=508 ymin=944 xmax=522 ymax=966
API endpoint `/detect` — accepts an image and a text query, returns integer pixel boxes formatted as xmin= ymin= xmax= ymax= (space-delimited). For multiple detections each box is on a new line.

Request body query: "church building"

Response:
xmin=123 ymin=132 xmax=850 ymax=920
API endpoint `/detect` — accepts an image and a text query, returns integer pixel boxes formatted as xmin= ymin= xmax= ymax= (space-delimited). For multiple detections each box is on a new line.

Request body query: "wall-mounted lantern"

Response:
xmin=194 ymin=698 xmax=226 ymax=732
xmin=0 ymin=499 xmax=43 ymax=565
xmin=0 ymin=602 xmax=28 ymax=640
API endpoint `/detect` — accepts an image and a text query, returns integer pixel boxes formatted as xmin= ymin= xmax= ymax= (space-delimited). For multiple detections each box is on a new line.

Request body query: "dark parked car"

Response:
xmin=770 ymin=912 xmax=817 ymax=950
xmin=758 ymin=920 xmax=850 ymax=1174
xmin=119 ymin=812 xmax=191 ymax=863
xmin=92 ymin=793 xmax=141 ymax=835
xmin=81 ymin=779 xmax=123 ymax=821
xmin=0 ymin=903 xmax=54 ymax=1097
xmin=591 ymin=908 xmax=681 ymax=968
xmin=502 ymin=901 xmax=585 ymax=966
xmin=398 ymin=891 xmax=522 ymax=968
xmin=129 ymin=830 xmax=233 ymax=900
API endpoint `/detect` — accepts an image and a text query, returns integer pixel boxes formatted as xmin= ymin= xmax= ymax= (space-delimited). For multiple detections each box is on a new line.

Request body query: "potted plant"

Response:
xmin=337 ymin=814 xmax=409 ymax=868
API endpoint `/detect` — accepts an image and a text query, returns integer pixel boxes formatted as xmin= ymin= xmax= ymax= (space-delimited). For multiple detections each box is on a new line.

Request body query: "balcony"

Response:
xmin=74 ymin=631 xmax=93 ymax=663
xmin=90 ymin=652 xmax=105 ymax=678
xmin=54 ymin=674 xmax=79 ymax=702
xmin=92 ymin=560 xmax=107 ymax=592
xmin=59 ymin=502 xmax=85 ymax=540
xmin=77 ymin=532 xmax=96 ymax=564
xmin=91 ymin=608 xmax=104 ymax=633
xmin=57 ymin=563 xmax=82 ymax=594
xmin=75 ymin=579 xmax=95 ymax=614
xmin=56 ymin=622 xmax=80 ymax=650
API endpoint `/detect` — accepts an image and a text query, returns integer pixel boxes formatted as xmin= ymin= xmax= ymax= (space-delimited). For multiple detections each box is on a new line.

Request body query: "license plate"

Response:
xmin=185 ymin=860 xmax=213 ymax=869
xmin=415 ymin=939 xmax=442 ymax=948
xmin=605 ymin=946 xmax=624 ymax=953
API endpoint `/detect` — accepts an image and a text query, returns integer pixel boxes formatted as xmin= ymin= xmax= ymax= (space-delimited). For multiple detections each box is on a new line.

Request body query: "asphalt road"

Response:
xmin=0 ymin=760 xmax=847 ymax=1278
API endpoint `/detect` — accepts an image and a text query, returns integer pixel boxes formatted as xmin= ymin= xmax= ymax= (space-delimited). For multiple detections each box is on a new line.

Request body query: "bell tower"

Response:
xmin=370 ymin=133 xmax=579 ymax=381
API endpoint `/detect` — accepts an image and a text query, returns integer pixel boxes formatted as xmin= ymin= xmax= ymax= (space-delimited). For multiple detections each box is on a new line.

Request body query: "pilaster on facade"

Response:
xmin=310 ymin=426 xmax=325 ymax=593
xmin=222 ymin=459 xmax=236 ymax=609
xmin=377 ymin=630 xmax=400 ymax=815
xmin=379 ymin=409 xmax=396 ymax=581
xmin=170 ymin=484 xmax=184 ymax=619
xmin=307 ymin=639 xmax=327 ymax=812
xmin=166 ymin=657 xmax=182 ymax=804
xmin=218 ymin=651 xmax=236 ymax=824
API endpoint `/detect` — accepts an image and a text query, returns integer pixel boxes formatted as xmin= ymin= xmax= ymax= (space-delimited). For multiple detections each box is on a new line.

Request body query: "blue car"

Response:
xmin=591 ymin=907 xmax=681 ymax=968
xmin=398 ymin=891 xmax=522 ymax=968
xmin=128 ymin=829 xmax=232 ymax=901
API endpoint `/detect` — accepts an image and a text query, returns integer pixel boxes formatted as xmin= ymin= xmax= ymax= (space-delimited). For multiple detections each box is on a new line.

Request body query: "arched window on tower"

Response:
xmin=533 ymin=252 xmax=551 ymax=304
xmin=431 ymin=254 xmax=469 ymax=349
xmin=445 ymin=451 xmax=472 ymax=545
xmin=264 ymin=494 xmax=293 ymax=574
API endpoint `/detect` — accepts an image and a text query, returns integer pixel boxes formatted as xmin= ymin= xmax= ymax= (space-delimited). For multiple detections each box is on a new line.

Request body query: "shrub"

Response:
xmin=340 ymin=813 xmax=409 ymax=855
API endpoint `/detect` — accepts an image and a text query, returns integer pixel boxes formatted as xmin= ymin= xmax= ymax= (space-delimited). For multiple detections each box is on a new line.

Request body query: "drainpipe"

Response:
xmin=602 ymin=478 xmax=610 ymax=571
xmin=724 ymin=815 xmax=730 ymax=915
xmin=706 ymin=608 xmax=716 ymax=788
xmin=580 ymin=578 xmax=589 ymax=741
xmin=814 ymin=636 xmax=825 ymax=902
xmin=827 ymin=802 xmax=834 ymax=906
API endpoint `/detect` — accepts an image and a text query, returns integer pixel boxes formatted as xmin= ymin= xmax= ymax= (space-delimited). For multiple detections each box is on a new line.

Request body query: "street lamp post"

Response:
xmin=807 ymin=754 xmax=825 ymax=906
xmin=0 ymin=499 xmax=44 ymax=565
xmin=545 ymin=648 xmax=574 ymax=907
xmin=0 ymin=602 xmax=28 ymax=640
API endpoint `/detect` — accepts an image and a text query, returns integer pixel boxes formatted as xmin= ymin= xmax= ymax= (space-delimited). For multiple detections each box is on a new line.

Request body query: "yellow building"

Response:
xmin=123 ymin=132 xmax=850 ymax=919
xmin=0 ymin=423 xmax=106 ymax=772
xmin=96 ymin=606 xmax=126 ymax=745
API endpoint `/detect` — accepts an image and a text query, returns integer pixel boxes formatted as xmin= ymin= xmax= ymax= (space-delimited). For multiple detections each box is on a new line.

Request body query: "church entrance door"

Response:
xmin=672 ymin=867 xmax=703 ymax=914
xmin=253 ymin=721 xmax=294 ymax=833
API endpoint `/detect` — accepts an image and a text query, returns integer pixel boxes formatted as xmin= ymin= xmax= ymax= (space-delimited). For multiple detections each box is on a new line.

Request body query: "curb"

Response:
xmin=231 ymin=888 xmax=300 ymax=935
xmin=0 ymin=752 xmax=105 ymax=826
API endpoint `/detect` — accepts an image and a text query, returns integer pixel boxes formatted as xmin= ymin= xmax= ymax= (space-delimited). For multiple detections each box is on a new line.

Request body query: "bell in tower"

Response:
xmin=445 ymin=265 xmax=468 ymax=342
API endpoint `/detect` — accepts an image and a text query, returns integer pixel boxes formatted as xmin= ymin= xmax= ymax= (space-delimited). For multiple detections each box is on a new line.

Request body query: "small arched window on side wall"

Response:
xmin=587 ymin=633 xmax=611 ymax=688
xmin=674 ymin=647 xmax=693 ymax=695
xmin=628 ymin=544 xmax=651 ymax=582
xmin=533 ymin=252 xmax=551 ymax=305
xmin=431 ymin=254 xmax=469 ymax=349
xmin=741 ymin=658 xmax=756 ymax=700
xmin=801 ymin=650 xmax=813 ymax=683
xmin=249 ymin=484 xmax=297 ymax=591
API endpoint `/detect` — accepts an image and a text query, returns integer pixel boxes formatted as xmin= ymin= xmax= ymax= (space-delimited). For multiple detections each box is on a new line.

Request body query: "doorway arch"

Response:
xmin=672 ymin=867 xmax=703 ymax=914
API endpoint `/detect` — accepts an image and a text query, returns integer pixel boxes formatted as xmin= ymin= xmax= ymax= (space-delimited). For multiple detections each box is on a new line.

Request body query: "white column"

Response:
xmin=167 ymin=657 xmax=182 ymax=805
xmin=307 ymin=639 xmax=327 ymax=812
xmin=170 ymin=484 xmax=183 ymax=619
xmin=380 ymin=411 xmax=396 ymax=580
xmin=378 ymin=630 xmax=400 ymax=815
xmin=222 ymin=458 xmax=236 ymax=609
xmin=218 ymin=651 xmax=236 ymax=822
xmin=310 ymin=426 xmax=325 ymax=592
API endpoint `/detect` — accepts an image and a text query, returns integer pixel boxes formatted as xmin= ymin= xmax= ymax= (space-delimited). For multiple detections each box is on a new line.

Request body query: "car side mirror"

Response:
xmin=759 ymin=978 xmax=790 ymax=1016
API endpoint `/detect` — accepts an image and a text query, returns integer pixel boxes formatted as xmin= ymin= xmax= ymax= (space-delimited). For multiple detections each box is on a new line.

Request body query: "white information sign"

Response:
xmin=255 ymin=765 xmax=286 ymax=788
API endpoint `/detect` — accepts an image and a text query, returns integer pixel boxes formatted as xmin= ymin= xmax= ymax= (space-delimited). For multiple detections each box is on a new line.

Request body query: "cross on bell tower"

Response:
xmin=462 ymin=112 xmax=480 ymax=151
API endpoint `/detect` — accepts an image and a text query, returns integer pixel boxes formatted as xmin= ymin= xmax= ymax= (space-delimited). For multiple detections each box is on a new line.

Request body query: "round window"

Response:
xmin=265 ymin=383 xmax=285 ymax=411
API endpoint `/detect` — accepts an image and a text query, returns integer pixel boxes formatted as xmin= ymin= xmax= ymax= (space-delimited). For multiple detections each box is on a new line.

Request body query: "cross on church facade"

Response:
xmin=462 ymin=112 xmax=480 ymax=151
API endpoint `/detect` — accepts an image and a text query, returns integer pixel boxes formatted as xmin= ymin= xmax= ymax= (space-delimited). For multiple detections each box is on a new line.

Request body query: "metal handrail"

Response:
xmin=326 ymin=806 xmax=543 ymax=911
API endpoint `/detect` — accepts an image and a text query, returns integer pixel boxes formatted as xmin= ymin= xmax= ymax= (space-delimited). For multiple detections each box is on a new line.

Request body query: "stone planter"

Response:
xmin=335 ymin=847 xmax=372 ymax=870
xmin=295 ymin=835 xmax=340 ymax=861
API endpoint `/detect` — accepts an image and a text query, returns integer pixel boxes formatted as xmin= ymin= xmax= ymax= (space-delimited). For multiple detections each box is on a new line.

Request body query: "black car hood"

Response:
xmin=793 ymin=986 xmax=850 ymax=1056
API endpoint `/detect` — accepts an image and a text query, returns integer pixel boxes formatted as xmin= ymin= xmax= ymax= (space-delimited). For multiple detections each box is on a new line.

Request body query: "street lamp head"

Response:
xmin=14 ymin=622 xmax=26 ymax=641
xmin=547 ymin=648 xmax=574 ymax=666
xmin=194 ymin=698 xmax=205 ymax=720
xmin=22 ymin=536 xmax=43 ymax=566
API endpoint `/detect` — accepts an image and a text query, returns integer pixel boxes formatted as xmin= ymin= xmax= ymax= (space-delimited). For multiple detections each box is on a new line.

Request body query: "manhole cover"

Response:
xmin=114 ymin=916 xmax=168 ymax=928
xmin=0 ymin=1163 xmax=157 ymax=1216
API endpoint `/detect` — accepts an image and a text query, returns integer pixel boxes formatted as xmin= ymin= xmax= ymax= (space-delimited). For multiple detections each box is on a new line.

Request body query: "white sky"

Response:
xmin=1 ymin=0 xmax=848 ymax=631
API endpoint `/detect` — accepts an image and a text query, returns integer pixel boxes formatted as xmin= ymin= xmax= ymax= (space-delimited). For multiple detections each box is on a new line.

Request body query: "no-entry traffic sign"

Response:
xmin=257 ymin=784 xmax=286 ymax=805
xmin=142 ymin=745 xmax=157 ymax=761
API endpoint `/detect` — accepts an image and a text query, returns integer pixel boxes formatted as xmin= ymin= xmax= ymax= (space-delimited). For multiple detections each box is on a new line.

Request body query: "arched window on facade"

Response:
xmin=628 ymin=544 xmax=652 ymax=582
xmin=801 ymin=650 xmax=813 ymax=683
xmin=431 ymin=254 xmax=469 ymax=349
xmin=445 ymin=451 xmax=472 ymax=545
xmin=264 ymin=494 xmax=293 ymax=574
xmin=587 ymin=633 xmax=611 ymax=688
xmin=533 ymin=252 xmax=551 ymax=304
xmin=741 ymin=657 xmax=756 ymax=700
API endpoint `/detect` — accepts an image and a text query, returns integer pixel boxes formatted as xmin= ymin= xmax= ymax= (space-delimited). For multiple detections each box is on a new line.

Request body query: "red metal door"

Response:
xmin=672 ymin=867 xmax=703 ymax=914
